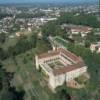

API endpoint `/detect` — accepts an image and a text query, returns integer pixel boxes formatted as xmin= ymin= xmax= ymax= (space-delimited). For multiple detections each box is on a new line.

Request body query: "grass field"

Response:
xmin=54 ymin=36 xmax=68 ymax=45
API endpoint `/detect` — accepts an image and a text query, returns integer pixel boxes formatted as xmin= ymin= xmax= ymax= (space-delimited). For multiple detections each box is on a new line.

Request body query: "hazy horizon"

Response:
xmin=0 ymin=0 xmax=98 ymax=4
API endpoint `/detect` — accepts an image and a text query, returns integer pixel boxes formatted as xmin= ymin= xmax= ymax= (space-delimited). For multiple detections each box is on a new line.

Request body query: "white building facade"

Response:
xmin=90 ymin=42 xmax=100 ymax=53
xmin=35 ymin=47 xmax=87 ymax=90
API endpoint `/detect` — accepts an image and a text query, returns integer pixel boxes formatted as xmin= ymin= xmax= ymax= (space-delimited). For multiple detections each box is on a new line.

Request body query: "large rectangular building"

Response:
xmin=35 ymin=47 xmax=87 ymax=90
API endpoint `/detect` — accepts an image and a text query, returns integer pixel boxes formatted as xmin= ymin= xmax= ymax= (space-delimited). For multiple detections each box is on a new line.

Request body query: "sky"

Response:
xmin=0 ymin=0 xmax=98 ymax=4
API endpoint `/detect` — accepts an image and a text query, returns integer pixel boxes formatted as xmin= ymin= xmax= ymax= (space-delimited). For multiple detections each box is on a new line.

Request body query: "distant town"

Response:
xmin=0 ymin=4 xmax=98 ymax=37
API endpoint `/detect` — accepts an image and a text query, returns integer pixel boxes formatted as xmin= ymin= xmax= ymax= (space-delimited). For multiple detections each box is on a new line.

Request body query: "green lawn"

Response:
xmin=54 ymin=36 xmax=68 ymax=46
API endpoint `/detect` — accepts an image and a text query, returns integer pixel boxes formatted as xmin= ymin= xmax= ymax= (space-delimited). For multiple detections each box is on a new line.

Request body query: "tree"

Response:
xmin=0 ymin=48 xmax=7 ymax=60
xmin=8 ymin=35 xmax=37 ymax=56
xmin=0 ymin=64 xmax=25 ymax=100
xmin=0 ymin=33 xmax=6 ymax=44
xmin=57 ymin=13 xmax=100 ymax=28
xmin=85 ymin=40 xmax=91 ymax=48
xmin=60 ymin=89 xmax=71 ymax=100
xmin=42 ymin=21 xmax=57 ymax=38
xmin=0 ymin=89 xmax=14 ymax=100
xmin=56 ymin=87 xmax=71 ymax=100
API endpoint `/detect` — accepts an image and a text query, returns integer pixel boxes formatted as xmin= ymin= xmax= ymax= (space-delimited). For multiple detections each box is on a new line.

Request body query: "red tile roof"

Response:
xmin=53 ymin=61 xmax=86 ymax=76
xmin=37 ymin=48 xmax=86 ymax=75
xmin=71 ymin=27 xmax=92 ymax=33
xmin=38 ymin=48 xmax=82 ymax=62
xmin=38 ymin=51 xmax=59 ymax=59
xmin=58 ymin=48 xmax=82 ymax=62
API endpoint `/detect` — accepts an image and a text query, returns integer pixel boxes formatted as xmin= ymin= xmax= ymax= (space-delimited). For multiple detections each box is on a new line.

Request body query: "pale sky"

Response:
xmin=0 ymin=0 xmax=98 ymax=4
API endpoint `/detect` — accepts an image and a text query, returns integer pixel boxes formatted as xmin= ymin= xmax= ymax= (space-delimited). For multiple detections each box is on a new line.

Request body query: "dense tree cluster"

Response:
xmin=42 ymin=21 xmax=67 ymax=39
xmin=0 ymin=63 xmax=25 ymax=100
xmin=8 ymin=35 xmax=37 ymax=56
xmin=0 ymin=33 xmax=38 ymax=100
xmin=58 ymin=13 xmax=100 ymax=28
xmin=0 ymin=33 xmax=6 ymax=44
xmin=0 ymin=13 xmax=13 ymax=19
xmin=66 ymin=44 xmax=100 ymax=100
xmin=16 ymin=12 xmax=45 ymax=18
xmin=56 ymin=88 xmax=71 ymax=100
xmin=42 ymin=13 xmax=100 ymax=38
xmin=0 ymin=34 xmax=37 ymax=60
xmin=0 ymin=48 xmax=7 ymax=60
